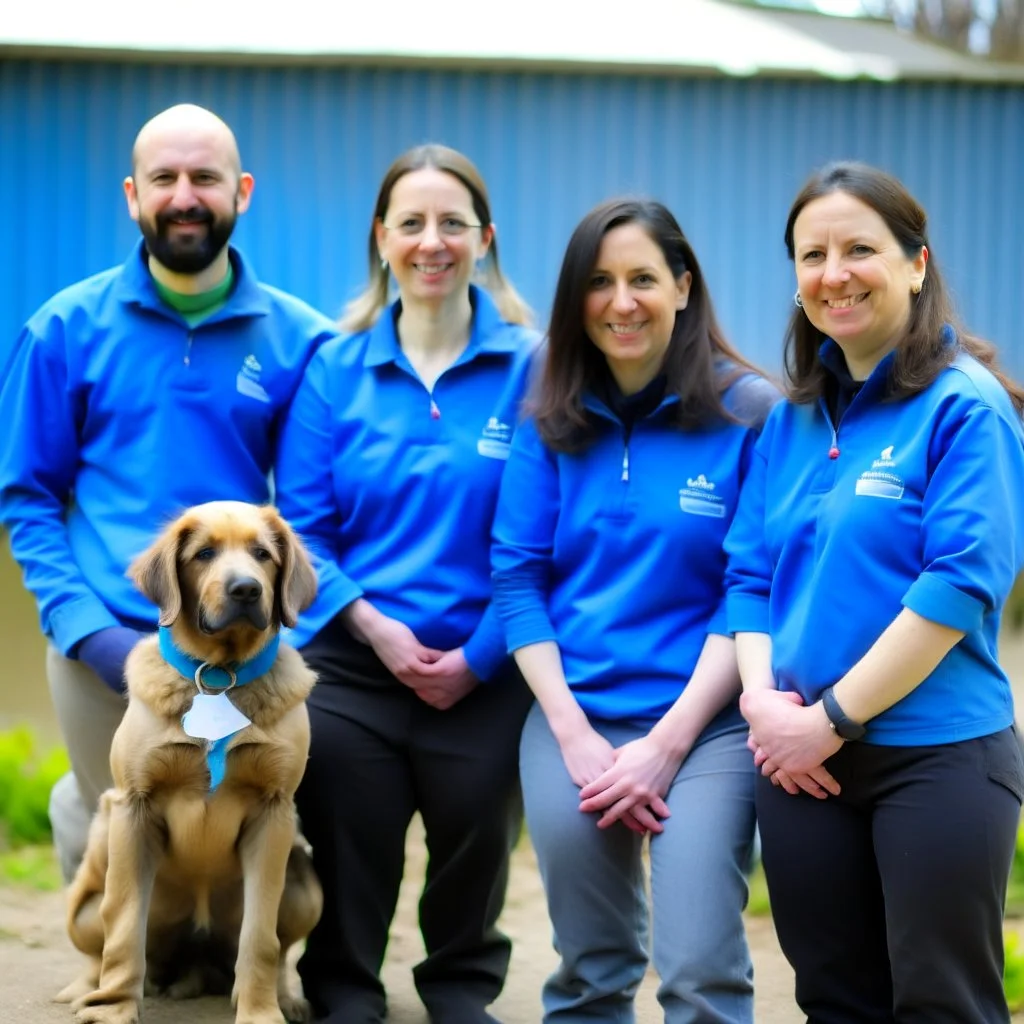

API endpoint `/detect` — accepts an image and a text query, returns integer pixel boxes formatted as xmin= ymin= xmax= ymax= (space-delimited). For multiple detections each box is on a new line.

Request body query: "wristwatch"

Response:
xmin=821 ymin=686 xmax=866 ymax=741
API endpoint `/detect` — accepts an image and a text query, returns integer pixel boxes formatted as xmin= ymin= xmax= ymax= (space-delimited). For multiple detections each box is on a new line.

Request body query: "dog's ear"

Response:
xmin=128 ymin=520 xmax=189 ymax=626
xmin=263 ymin=506 xmax=318 ymax=628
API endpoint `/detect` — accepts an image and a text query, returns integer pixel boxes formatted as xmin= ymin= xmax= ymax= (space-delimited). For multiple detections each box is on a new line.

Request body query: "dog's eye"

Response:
xmin=194 ymin=547 xmax=217 ymax=562
xmin=252 ymin=546 xmax=272 ymax=562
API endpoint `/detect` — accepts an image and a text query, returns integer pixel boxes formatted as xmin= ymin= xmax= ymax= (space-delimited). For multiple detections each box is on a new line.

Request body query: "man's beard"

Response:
xmin=139 ymin=204 xmax=236 ymax=274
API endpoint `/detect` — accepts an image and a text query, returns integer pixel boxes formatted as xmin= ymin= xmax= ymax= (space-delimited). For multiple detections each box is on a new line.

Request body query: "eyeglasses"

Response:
xmin=382 ymin=216 xmax=484 ymax=238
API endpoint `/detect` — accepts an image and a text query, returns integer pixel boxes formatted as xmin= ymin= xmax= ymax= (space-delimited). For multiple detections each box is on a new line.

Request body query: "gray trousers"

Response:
xmin=46 ymin=645 xmax=127 ymax=882
xmin=520 ymin=703 xmax=756 ymax=1024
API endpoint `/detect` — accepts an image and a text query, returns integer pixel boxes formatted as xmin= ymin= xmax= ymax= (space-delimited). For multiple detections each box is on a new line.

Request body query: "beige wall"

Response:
xmin=0 ymin=539 xmax=55 ymax=742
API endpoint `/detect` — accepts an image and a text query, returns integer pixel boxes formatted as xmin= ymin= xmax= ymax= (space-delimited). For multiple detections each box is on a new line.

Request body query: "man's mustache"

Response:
xmin=157 ymin=207 xmax=213 ymax=227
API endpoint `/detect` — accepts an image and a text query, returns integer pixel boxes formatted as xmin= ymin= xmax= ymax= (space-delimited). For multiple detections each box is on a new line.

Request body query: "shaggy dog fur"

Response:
xmin=57 ymin=501 xmax=322 ymax=1024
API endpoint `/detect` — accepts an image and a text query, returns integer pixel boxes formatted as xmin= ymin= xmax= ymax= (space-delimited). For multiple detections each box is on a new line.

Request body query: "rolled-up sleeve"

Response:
xmin=902 ymin=399 xmax=1024 ymax=632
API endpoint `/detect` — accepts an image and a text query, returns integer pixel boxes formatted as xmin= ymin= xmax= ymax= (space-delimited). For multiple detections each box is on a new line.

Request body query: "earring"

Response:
xmin=794 ymin=291 xmax=804 ymax=308
xmin=911 ymin=283 xmax=922 ymax=294
xmin=380 ymin=257 xmax=389 ymax=272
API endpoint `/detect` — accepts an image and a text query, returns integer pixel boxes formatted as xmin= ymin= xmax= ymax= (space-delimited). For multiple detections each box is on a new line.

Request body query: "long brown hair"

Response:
xmin=784 ymin=161 xmax=1024 ymax=413
xmin=534 ymin=197 xmax=767 ymax=452
xmin=340 ymin=144 xmax=531 ymax=333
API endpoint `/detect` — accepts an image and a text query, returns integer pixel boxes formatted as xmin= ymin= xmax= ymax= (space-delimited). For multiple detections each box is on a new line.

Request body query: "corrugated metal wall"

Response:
xmin=2 ymin=57 xmax=1022 ymax=376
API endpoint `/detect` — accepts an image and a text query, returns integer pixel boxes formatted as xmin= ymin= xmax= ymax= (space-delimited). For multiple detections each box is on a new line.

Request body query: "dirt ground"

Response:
xmin=0 ymin=825 xmax=798 ymax=1024
xmin=5 ymin=628 xmax=1024 ymax=1024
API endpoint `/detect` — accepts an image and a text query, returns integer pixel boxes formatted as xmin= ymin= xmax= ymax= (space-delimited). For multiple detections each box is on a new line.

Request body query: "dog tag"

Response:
xmin=182 ymin=693 xmax=251 ymax=742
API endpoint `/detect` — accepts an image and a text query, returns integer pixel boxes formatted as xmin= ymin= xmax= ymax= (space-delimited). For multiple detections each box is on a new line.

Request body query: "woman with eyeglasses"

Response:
xmin=274 ymin=144 xmax=538 ymax=1024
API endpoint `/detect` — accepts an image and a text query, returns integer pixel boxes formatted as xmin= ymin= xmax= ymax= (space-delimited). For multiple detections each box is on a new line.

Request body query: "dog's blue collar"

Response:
xmin=160 ymin=627 xmax=280 ymax=794
xmin=158 ymin=627 xmax=280 ymax=691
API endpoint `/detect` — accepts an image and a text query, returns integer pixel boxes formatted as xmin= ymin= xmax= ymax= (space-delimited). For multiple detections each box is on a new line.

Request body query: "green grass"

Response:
xmin=1007 ymin=930 xmax=1024 ymax=1013
xmin=0 ymin=843 xmax=61 ymax=891
xmin=746 ymin=860 xmax=771 ymax=917
xmin=0 ymin=725 xmax=69 ymax=868
xmin=1008 ymin=819 xmax=1024 ymax=918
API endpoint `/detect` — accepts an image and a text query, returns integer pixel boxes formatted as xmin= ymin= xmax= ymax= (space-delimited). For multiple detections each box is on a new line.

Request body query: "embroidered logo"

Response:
xmin=679 ymin=474 xmax=726 ymax=518
xmin=236 ymin=354 xmax=271 ymax=403
xmin=477 ymin=417 xmax=513 ymax=460
xmin=855 ymin=444 xmax=904 ymax=499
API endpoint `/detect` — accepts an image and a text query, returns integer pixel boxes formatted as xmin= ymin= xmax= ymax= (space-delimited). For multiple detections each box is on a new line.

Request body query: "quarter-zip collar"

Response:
xmin=114 ymin=239 xmax=272 ymax=325
xmin=364 ymin=285 xmax=522 ymax=369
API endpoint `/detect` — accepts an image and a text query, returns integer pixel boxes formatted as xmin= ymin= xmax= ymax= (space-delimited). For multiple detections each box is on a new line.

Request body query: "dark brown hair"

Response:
xmin=784 ymin=161 xmax=1023 ymax=413
xmin=534 ymin=197 xmax=767 ymax=452
xmin=340 ymin=143 xmax=530 ymax=332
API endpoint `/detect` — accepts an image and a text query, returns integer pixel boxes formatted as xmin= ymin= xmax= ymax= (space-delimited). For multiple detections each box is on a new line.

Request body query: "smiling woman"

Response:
xmin=581 ymin=222 xmax=692 ymax=396
xmin=491 ymin=196 xmax=779 ymax=1022
xmin=272 ymin=144 xmax=540 ymax=1024
xmin=725 ymin=160 xmax=1024 ymax=1023
xmin=791 ymin=190 xmax=926 ymax=380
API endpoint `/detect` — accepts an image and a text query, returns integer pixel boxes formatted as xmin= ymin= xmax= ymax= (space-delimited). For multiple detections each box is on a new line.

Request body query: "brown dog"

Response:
xmin=57 ymin=501 xmax=322 ymax=1024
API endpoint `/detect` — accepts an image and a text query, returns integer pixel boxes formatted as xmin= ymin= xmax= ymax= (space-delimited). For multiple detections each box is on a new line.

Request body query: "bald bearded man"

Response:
xmin=0 ymin=104 xmax=337 ymax=881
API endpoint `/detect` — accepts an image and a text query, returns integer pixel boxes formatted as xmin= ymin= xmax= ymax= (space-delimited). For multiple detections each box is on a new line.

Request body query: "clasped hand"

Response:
xmin=740 ymin=689 xmax=842 ymax=799
xmin=561 ymin=727 xmax=679 ymax=837
xmin=364 ymin=614 xmax=478 ymax=710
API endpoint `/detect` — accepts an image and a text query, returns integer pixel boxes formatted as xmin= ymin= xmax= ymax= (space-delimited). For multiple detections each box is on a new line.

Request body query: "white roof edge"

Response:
xmin=3 ymin=0 xmax=1021 ymax=83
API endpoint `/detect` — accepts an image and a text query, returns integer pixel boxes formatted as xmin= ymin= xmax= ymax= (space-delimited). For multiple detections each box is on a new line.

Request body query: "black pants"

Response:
xmin=756 ymin=727 xmax=1024 ymax=1024
xmin=296 ymin=620 xmax=533 ymax=1024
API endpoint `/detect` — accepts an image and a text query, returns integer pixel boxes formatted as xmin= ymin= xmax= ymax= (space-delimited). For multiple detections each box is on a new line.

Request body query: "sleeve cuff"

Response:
xmin=902 ymin=573 xmax=985 ymax=633
xmin=287 ymin=562 xmax=364 ymax=649
xmin=462 ymin=604 xmax=510 ymax=683
xmin=48 ymin=596 xmax=121 ymax=658
xmin=462 ymin=637 xmax=507 ymax=683
xmin=725 ymin=593 xmax=770 ymax=635
xmin=706 ymin=598 xmax=731 ymax=638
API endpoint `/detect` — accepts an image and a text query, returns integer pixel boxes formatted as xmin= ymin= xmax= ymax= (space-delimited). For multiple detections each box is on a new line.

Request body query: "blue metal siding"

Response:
xmin=1 ymin=59 xmax=1022 ymax=376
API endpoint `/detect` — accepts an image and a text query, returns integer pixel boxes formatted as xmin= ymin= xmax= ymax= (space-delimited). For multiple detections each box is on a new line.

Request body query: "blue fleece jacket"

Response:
xmin=491 ymin=371 xmax=779 ymax=725
xmin=724 ymin=340 xmax=1024 ymax=745
xmin=274 ymin=286 xmax=539 ymax=681
xmin=0 ymin=242 xmax=336 ymax=655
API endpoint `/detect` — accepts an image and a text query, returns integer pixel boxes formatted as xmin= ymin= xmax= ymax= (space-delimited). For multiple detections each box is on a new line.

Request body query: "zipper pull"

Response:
xmin=184 ymin=331 xmax=194 ymax=367
xmin=621 ymin=446 xmax=630 ymax=482
xmin=429 ymin=398 xmax=441 ymax=420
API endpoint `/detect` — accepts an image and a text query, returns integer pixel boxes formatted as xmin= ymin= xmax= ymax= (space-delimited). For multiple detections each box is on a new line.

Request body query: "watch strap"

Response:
xmin=821 ymin=686 xmax=866 ymax=741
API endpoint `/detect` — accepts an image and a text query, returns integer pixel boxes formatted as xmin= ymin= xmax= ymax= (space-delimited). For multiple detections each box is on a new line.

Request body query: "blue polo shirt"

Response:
xmin=275 ymin=286 xmax=539 ymax=680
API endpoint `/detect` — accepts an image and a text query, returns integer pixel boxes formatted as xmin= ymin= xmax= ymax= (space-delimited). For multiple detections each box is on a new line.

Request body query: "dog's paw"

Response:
xmin=234 ymin=1009 xmax=287 ymax=1024
xmin=278 ymin=993 xmax=311 ymax=1023
xmin=73 ymin=1001 xmax=141 ymax=1024
xmin=55 ymin=976 xmax=96 ymax=1004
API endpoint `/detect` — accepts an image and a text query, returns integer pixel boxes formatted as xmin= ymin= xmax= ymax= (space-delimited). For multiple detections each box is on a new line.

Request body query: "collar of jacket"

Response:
xmin=158 ymin=626 xmax=280 ymax=691
xmin=114 ymin=240 xmax=272 ymax=323
xmin=817 ymin=322 xmax=957 ymax=407
xmin=581 ymin=388 xmax=680 ymax=425
xmin=363 ymin=284 xmax=525 ymax=368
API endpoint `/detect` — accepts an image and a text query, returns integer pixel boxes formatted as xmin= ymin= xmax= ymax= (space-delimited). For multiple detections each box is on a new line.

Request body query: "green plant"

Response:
xmin=0 ymin=725 xmax=69 ymax=847
xmin=1007 ymin=819 xmax=1024 ymax=918
xmin=746 ymin=861 xmax=771 ymax=917
xmin=0 ymin=844 xmax=61 ymax=890
xmin=1005 ymin=929 xmax=1024 ymax=1012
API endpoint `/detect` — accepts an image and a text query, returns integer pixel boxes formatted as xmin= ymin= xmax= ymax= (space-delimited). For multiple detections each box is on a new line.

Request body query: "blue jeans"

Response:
xmin=520 ymin=703 xmax=756 ymax=1023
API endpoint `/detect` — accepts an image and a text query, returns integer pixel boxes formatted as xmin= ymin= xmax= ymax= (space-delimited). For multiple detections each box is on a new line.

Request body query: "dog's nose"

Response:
xmin=227 ymin=576 xmax=263 ymax=605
